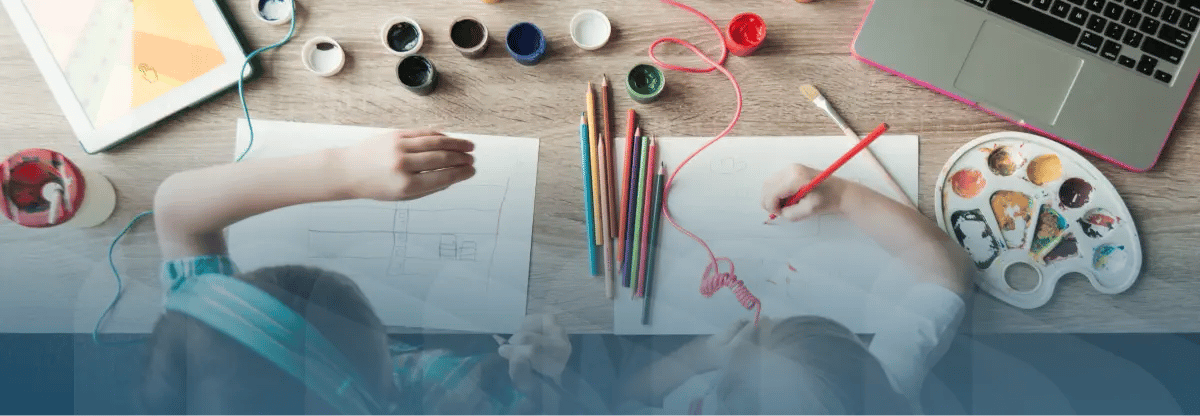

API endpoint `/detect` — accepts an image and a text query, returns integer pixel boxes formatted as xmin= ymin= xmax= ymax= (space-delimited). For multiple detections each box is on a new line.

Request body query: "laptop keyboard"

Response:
xmin=963 ymin=0 xmax=1199 ymax=84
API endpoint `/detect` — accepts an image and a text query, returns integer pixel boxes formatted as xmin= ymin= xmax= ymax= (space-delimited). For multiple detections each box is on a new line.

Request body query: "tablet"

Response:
xmin=1 ymin=0 xmax=252 ymax=153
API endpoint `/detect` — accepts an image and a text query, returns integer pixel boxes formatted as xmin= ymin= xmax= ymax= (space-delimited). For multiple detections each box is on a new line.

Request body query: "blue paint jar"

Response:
xmin=505 ymin=22 xmax=546 ymax=66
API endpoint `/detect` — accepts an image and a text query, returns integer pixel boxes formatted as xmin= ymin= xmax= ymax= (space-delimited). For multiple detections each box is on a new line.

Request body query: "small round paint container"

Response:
xmin=1 ymin=149 xmax=116 ymax=228
xmin=570 ymin=10 xmax=612 ymax=51
xmin=725 ymin=12 xmax=766 ymax=57
xmin=450 ymin=17 xmax=489 ymax=58
xmin=301 ymin=36 xmax=346 ymax=77
xmin=505 ymin=22 xmax=547 ymax=66
xmin=254 ymin=0 xmax=293 ymax=25
xmin=397 ymin=55 xmax=438 ymax=96
xmin=626 ymin=64 xmax=665 ymax=104
xmin=381 ymin=16 xmax=424 ymax=57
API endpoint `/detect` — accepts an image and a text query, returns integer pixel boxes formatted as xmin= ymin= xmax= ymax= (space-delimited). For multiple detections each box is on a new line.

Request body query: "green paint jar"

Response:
xmin=626 ymin=64 xmax=665 ymax=104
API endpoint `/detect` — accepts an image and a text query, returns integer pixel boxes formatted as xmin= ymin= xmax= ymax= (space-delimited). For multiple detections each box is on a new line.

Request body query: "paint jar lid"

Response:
xmin=726 ymin=12 xmax=766 ymax=57
xmin=301 ymin=36 xmax=346 ymax=77
xmin=627 ymin=64 xmax=665 ymax=104
xmin=570 ymin=9 xmax=612 ymax=51
xmin=254 ymin=0 xmax=293 ymax=25
xmin=1 ymin=149 xmax=86 ymax=228
xmin=381 ymin=16 xmax=424 ymax=57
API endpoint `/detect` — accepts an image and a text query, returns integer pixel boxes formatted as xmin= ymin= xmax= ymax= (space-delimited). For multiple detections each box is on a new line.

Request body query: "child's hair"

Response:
xmin=718 ymin=315 xmax=912 ymax=415
xmin=139 ymin=266 xmax=396 ymax=414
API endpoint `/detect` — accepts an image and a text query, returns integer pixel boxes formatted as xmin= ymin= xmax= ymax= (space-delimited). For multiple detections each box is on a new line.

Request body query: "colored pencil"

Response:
xmin=626 ymin=136 xmax=651 ymax=288
xmin=586 ymin=84 xmax=604 ymax=245
xmin=579 ymin=115 xmax=600 ymax=276
xmin=634 ymin=137 xmax=658 ymax=298
xmin=642 ymin=162 xmax=666 ymax=324
xmin=768 ymin=123 xmax=890 ymax=221
xmin=621 ymin=131 xmax=643 ymax=283
xmin=617 ymin=110 xmax=638 ymax=263
xmin=601 ymin=75 xmax=617 ymax=238
xmin=597 ymin=137 xmax=615 ymax=299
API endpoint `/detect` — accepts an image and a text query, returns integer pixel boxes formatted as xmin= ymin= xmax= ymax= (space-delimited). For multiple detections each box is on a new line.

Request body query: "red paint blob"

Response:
xmin=726 ymin=13 xmax=766 ymax=56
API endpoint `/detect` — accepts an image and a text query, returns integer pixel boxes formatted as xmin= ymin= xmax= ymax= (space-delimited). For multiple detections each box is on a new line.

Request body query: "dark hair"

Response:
xmin=139 ymin=266 xmax=395 ymax=414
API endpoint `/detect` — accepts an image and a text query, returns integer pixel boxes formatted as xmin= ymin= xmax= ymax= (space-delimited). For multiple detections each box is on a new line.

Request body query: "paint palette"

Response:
xmin=934 ymin=132 xmax=1142 ymax=309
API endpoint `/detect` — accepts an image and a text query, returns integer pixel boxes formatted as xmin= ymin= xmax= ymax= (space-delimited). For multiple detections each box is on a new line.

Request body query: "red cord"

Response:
xmin=652 ymin=0 xmax=761 ymax=323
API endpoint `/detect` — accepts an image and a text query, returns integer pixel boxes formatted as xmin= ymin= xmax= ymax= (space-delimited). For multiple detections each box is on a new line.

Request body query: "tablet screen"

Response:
xmin=23 ymin=0 xmax=227 ymax=128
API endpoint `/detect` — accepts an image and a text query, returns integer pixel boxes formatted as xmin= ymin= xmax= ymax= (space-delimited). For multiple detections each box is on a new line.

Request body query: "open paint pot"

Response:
xmin=301 ymin=36 xmax=346 ymax=77
xmin=254 ymin=0 xmax=293 ymax=25
xmin=450 ymin=17 xmax=489 ymax=58
xmin=1 ymin=149 xmax=116 ymax=228
xmin=626 ymin=64 xmax=665 ymax=104
xmin=505 ymin=22 xmax=547 ymax=66
xmin=570 ymin=9 xmax=612 ymax=50
xmin=381 ymin=16 xmax=424 ymax=57
xmin=725 ymin=12 xmax=766 ymax=56
xmin=397 ymin=55 xmax=438 ymax=95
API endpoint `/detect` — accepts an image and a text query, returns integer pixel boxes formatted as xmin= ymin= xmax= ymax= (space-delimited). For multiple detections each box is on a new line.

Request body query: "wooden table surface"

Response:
xmin=2 ymin=0 xmax=1198 ymax=334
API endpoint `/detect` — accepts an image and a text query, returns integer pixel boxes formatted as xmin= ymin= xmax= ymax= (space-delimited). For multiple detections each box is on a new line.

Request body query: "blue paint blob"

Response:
xmin=505 ymin=22 xmax=546 ymax=66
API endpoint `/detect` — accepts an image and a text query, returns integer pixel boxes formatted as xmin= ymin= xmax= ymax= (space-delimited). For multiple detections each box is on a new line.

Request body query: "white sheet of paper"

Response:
xmin=228 ymin=120 xmax=538 ymax=333
xmin=613 ymin=136 xmax=920 ymax=335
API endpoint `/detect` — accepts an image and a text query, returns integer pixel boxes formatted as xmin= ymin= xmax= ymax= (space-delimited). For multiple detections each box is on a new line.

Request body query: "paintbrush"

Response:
xmin=798 ymin=84 xmax=914 ymax=207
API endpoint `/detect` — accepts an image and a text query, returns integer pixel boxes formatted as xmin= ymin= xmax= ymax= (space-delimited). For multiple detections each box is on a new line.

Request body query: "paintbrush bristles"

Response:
xmin=798 ymin=84 xmax=821 ymax=102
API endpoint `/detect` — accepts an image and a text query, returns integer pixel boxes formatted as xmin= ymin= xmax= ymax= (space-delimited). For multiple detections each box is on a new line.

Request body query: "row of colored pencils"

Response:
xmin=580 ymin=77 xmax=665 ymax=325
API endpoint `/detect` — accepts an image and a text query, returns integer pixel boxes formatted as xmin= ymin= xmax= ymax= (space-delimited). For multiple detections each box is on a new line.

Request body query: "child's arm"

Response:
xmin=154 ymin=131 xmax=475 ymax=259
xmin=619 ymin=319 xmax=755 ymax=406
xmin=762 ymin=165 xmax=971 ymax=296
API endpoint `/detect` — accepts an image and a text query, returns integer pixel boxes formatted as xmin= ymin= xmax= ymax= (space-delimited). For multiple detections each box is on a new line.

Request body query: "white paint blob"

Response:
xmin=570 ymin=10 xmax=611 ymax=50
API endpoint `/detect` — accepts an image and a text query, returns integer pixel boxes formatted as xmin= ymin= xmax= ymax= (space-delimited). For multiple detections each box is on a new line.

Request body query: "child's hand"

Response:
xmin=335 ymin=130 xmax=476 ymax=201
xmin=761 ymin=164 xmax=848 ymax=222
xmin=497 ymin=314 xmax=571 ymax=392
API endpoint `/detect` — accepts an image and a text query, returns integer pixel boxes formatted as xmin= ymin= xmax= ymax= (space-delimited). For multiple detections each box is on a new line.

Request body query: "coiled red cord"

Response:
xmin=651 ymin=0 xmax=761 ymax=323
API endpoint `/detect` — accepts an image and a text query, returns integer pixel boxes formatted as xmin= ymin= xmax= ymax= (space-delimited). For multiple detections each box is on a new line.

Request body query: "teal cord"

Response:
xmin=94 ymin=0 xmax=297 ymax=345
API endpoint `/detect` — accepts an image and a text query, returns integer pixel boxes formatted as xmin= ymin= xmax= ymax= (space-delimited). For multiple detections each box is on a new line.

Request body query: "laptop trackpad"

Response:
xmin=954 ymin=21 xmax=1083 ymax=125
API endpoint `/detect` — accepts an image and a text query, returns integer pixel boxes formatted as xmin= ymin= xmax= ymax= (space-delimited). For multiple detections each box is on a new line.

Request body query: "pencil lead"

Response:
xmin=602 ymin=74 xmax=609 ymax=86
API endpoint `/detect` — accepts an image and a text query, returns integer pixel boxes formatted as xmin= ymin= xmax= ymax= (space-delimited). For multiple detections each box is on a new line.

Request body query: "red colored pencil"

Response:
xmin=768 ymin=123 xmax=890 ymax=221
xmin=617 ymin=110 xmax=638 ymax=263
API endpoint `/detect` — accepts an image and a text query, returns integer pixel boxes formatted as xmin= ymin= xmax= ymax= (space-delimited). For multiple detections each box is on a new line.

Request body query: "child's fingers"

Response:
xmin=399 ymin=135 xmax=476 ymax=153
xmin=406 ymin=165 xmax=476 ymax=195
xmin=400 ymin=151 xmax=474 ymax=173
xmin=393 ymin=128 xmax=444 ymax=139
xmin=761 ymin=168 xmax=809 ymax=214
xmin=779 ymin=193 xmax=823 ymax=222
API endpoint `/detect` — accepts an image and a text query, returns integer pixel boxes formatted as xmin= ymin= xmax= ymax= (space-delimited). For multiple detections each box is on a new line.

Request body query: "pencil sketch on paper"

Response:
xmin=228 ymin=120 xmax=539 ymax=333
xmin=305 ymin=180 xmax=510 ymax=291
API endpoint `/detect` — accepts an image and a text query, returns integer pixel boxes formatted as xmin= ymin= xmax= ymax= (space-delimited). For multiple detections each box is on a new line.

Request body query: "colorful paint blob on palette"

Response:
xmin=951 ymin=209 xmax=1002 ymax=269
xmin=990 ymin=190 xmax=1033 ymax=249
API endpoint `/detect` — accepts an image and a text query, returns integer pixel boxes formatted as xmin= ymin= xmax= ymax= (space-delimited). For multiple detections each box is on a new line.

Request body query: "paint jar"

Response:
xmin=725 ymin=13 xmax=766 ymax=57
xmin=381 ymin=16 xmax=424 ymax=57
xmin=397 ymin=55 xmax=438 ymax=96
xmin=626 ymin=64 xmax=665 ymax=104
xmin=570 ymin=10 xmax=612 ymax=51
xmin=505 ymin=22 xmax=547 ymax=66
xmin=254 ymin=0 xmax=293 ymax=25
xmin=1 ymin=149 xmax=116 ymax=228
xmin=450 ymin=17 xmax=489 ymax=58
xmin=301 ymin=36 xmax=346 ymax=77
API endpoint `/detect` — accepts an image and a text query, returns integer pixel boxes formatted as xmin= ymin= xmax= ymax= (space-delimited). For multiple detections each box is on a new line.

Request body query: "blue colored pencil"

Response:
xmin=580 ymin=114 xmax=600 ymax=276
xmin=621 ymin=132 xmax=644 ymax=285
xmin=642 ymin=162 xmax=666 ymax=325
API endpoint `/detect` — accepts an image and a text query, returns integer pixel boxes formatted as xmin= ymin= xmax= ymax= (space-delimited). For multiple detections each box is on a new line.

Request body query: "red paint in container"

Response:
xmin=725 ymin=13 xmax=766 ymax=57
xmin=1 ymin=149 xmax=116 ymax=228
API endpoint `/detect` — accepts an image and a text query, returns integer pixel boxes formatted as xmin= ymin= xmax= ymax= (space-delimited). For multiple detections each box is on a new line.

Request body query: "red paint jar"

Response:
xmin=1 ymin=149 xmax=116 ymax=228
xmin=725 ymin=13 xmax=766 ymax=57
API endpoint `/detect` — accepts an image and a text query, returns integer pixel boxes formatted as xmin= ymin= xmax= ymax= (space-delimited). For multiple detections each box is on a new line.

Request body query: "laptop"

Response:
xmin=1 ymin=0 xmax=252 ymax=153
xmin=853 ymin=0 xmax=1200 ymax=171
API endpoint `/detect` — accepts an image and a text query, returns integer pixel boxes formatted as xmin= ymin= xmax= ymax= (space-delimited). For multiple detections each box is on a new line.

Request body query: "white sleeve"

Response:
xmin=867 ymin=282 xmax=966 ymax=404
